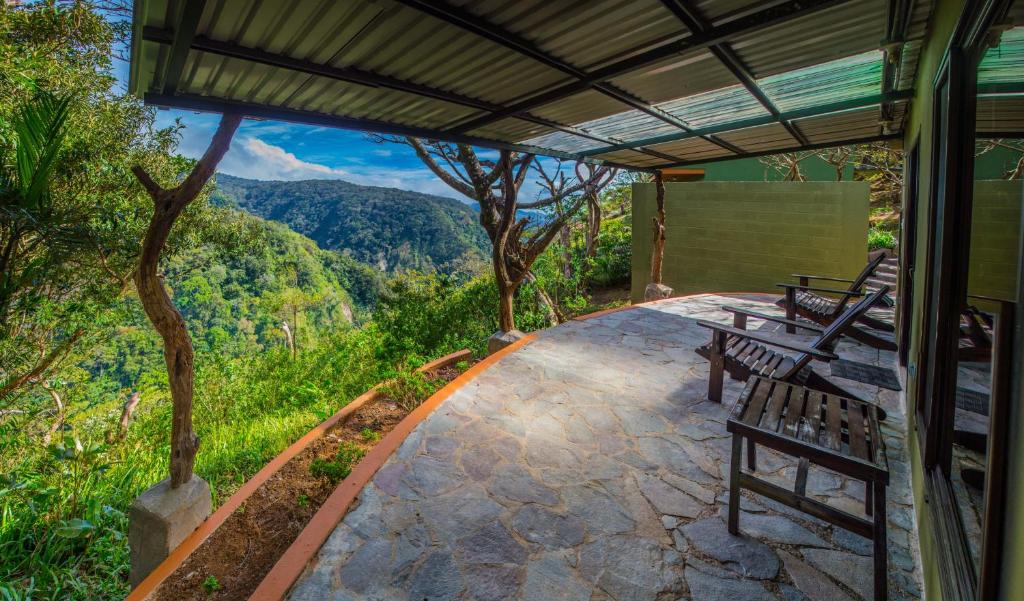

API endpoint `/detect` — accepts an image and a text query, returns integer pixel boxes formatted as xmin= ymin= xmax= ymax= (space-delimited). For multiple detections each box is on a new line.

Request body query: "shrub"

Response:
xmin=379 ymin=369 xmax=444 ymax=412
xmin=868 ymin=227 xmax=897 ymax=251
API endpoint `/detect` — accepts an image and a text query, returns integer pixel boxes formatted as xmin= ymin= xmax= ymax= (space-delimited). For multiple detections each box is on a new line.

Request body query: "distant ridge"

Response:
xmin=214 ymin=174 xmax=490 ymax=273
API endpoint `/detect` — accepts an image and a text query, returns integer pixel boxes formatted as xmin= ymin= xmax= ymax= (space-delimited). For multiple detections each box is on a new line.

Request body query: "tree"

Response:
xmin=817 ymin=146 xmax=855 ymax=181
xmin=649 ymin=171 xmax=666 ymax=285
xmin=381 ymin=137 xmax=614 ymax=332
xmin=758 ymin=151 xmax=816 ymax=181
xmin=131 ymin=113 xmax=241 ymax=488
xmin=976 ymin=139 xmax=1024 ymax=180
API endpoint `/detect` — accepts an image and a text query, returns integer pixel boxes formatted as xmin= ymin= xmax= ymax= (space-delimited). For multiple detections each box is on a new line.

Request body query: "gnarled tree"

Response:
xmin=389 ymin=137 xmax=613 ymax=332
xmin=131 ymin=113 xmax=241 ymax=488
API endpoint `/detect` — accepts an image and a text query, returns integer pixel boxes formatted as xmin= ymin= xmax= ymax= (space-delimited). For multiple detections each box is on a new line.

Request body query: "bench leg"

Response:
xmin=708 ymin=331 xmax=726 ymax=403
xmin=747 ymin=439 xmax=757 ymax=472
xmin=785 ymin=287 xmax=797 ymax=334
xmin=865 ymin=480 xmax=874 ymax=516
xmin=872 ymin=480 xmax=888 ymax=601
xmin=728 ymin=435 xmax=742 ymax=535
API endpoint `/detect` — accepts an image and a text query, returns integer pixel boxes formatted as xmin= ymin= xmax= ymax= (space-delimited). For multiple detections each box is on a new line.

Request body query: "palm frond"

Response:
xmin=12 ymin=92 xmax=72 ymax=209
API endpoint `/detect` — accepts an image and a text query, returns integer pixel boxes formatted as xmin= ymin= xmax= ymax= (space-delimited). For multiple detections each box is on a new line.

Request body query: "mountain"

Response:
xmin=214 ymin=174 xmax=490 ymax=273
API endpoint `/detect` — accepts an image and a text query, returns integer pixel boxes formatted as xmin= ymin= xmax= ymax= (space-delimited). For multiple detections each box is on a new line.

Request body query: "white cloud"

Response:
xmin=214 ymin=137 xmax=474 ymax=202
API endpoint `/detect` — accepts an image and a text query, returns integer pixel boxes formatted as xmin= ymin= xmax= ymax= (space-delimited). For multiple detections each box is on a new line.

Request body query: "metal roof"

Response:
xmin=129 ymin=0 xmax=956 ymax=171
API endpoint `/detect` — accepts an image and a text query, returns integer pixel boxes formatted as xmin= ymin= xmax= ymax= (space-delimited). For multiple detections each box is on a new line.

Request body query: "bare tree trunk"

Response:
xmin=281 ymin=321 xmax=295 ymax=358
xmin=496 ymin=276 xmax=517 ymax=332
xmin=108 ymin=391 xmax=142 ymax=443
xmin=650 ymin=171 xmax=666 ymax=284
xmin=526 ymin=272 xmax=563 ymax=326
xmin=41 ymin=380 xmax=64 ymax=445
xmin=132 ymin=113 xmax=241 ymax=488
xmin=585 ymin=194 xmax=601 ymax=258
xmin=559 ymin=225 xmax=573 ymax=279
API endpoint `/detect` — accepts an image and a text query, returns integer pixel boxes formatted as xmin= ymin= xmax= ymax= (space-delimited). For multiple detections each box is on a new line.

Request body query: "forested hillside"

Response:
xmin=215 ymin=174 xmax=490 ymax=273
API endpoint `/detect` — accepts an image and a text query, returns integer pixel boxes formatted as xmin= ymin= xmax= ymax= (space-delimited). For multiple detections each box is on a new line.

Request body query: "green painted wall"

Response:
xmin=630 ymin=182 xmax=868 ymax=302
xmin=902 ymin=2 xmax=963 ymax=599
xmin=969 ymin=180 xmax=1021 ymax=304
xmin=685 ymin=156 xmax=855 ymax=182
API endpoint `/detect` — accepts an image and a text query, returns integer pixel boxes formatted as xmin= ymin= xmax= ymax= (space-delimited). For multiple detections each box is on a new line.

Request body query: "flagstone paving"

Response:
xmin=288 ymin=294 xmax=923 ymax=601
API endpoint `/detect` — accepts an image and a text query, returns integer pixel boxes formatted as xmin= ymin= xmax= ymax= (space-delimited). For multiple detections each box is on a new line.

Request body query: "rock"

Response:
xmin=832 ymin=527 xmax=872 ymax=556
xmin=408 ymin=551 xmax=464 ymax=601
xmin=661 ymin=515 xmax=679 ymax=530
xmin=488 ymin=329 xmax=527 ymax=354
xmin=684 ymin=566 xmax=776 ymax=601
xmin=802 ymin=548 xmax=873 ymax=601
xmin=511 ymin=505 xmax=586 ymax=549
xmin=662 ymin=472 xmax=716 ymax=504
xmin=716 ymin=490 xmax=766 ymax=513
xmin=681 ymin=518 xmax=779 ymax=579
xmin=464 ymin=564 xmax=522 ymax=601
xmin=636 ymin=474 xmax=702 ymax=518
xmin=779 ymin=583 xmax=812 ymax=601
xmin=461 ymin=522 xmax=527 ymax=564
xmin=723 ymin=510 xmax=829 ymax=547
xmin=644 ymin=282 xmax=673 ymax=302
xmin=562 ymin=484 xmax=635 ymax=534
xmin=780 ymin=550 xmax=856 ymax=601
xmin=401 ymin=455 xmax=464 ymax=496
xmin=578 ymin=536 xmax=674 ymax=601
xmin=522 ymin=552 xmax=591 ymax=601
xmin=489 ymin=465 xmax=560 ymax=506
xmin=338 ymin=539 xmax=392 ymax=594
xmin=128 ymin=476 xmax=211 ymax=587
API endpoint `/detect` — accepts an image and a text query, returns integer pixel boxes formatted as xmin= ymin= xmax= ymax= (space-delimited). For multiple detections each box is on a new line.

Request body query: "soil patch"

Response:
xmin=151 ymin=359 xmax=472 ymax=601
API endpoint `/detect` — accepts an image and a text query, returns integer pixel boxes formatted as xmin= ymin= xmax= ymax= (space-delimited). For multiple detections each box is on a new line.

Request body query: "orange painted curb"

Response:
xmin=125 ymin=349 xmax=473 ymax=601
xmin=250 ymin=334 xmax=538 ymax=601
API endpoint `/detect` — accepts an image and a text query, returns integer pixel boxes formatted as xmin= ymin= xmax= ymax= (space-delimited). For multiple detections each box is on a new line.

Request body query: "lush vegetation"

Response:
xmin=215 ymin=174 xmax=490 ymax=273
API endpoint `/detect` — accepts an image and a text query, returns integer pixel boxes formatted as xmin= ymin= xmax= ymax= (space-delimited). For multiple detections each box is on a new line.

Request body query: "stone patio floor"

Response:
xmin=288 ymin=294 xmax=923 ymax=601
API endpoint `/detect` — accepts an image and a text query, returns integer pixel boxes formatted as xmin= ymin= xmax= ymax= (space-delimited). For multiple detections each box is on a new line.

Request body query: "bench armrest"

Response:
xmin=777 ymin=284 xmax=864 ymax=297
xmin=721 ymin=306 xmax=825 ymax=333
xmin=696 ymin=320 xmax=838 ymax=361
xmin=791 ymin=274 xmax=856 ymax=284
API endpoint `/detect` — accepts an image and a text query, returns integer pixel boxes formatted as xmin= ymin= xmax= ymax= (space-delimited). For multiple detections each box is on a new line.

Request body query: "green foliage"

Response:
xmin=215 ymin=174 xmax=490 ymax=274
xmin=202 ymin=575 xmax=221 ymax=593
xmin=309 ymin=442 xmax=366 ymax=483
xmin=378 ymin=368 xmax=444 ymax=412
xmin=868 ymin=227 xmax=897 ymax=251
xmin=360 ymin=428 xmax=381 ymax=443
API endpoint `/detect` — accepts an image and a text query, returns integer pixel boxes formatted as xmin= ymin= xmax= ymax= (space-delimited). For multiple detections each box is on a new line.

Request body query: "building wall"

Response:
xmin=630 ymin=182 xmax=868 ymax=302
xmin=969 ymin=180 xmax=1022 ymax=304
xmin=684 ymin=156 xmax=855 ymax=182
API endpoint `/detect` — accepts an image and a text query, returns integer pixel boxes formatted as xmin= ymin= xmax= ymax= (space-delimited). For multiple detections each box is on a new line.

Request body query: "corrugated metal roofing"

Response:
xmin=130 ymin=0 xmax=942 ymax=170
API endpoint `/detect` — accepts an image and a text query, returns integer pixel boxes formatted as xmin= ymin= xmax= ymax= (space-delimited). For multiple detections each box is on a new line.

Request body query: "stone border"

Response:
xmin=125 ymin=349 xmax=474 ymax=601
xmin=250 ymin=335 xmax=538 ymax=600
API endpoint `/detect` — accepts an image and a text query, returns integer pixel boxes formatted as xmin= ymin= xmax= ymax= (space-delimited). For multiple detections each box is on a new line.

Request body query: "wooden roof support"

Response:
xmin=141 ymin=27 xmax=687 ymax=164
xmin=431 ymin=0 xmax=855 ymax=135
xmin=659 ymin=0 xmax=811 ymax=147
xmin=160 ymin=0 xmax=207 ymax=95
xmin=390 ymin=0 xmax=749 ymax=156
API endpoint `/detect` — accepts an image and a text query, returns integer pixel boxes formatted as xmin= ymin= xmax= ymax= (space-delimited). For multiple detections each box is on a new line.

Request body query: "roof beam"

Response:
xmin=141 ymin=27 xmax=688 ymax=164
xmin=579 ymin=90 xmax=914 ymax=157
xmin=879 ymin=0 xmax=914 ymax=130
xmin=658 ymin=0 xmax=810 ymax=146
xmin=658 ymin=132 xmax=903 ymax=168
xmin=160 ymin=0 xmax=207 ymax=95
xmin=390 ymin=0 xmax=745 ymax=156
xmin=435 ymin=0 xmax=855 ymax=134
xmin=143 ymin=92 xmax=656 ymax=172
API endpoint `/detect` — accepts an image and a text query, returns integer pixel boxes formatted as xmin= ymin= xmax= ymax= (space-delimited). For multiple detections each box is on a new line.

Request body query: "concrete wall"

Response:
xmin=685 ymin=156 xmax=855 ymax=182
xmin=630 ymin=182 xmax=868 ymax=303
xmin=968 ymin=180 xmax=1021 ymax=303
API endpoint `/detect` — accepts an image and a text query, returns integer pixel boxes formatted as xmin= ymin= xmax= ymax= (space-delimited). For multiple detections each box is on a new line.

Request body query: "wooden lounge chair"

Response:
xmin=775 ymin=254 xmax=896 ymax=350
xmin=696 ymin=287 xmax=891 ymax=410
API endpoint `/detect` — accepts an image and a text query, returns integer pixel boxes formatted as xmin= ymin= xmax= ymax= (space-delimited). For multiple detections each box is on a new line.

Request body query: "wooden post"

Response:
xmin=650 ymin=170 xmax=666 ymax=284
xmin=728 ymin=434 xmax=742 ymax=534
xmin=785 ymin=287 xmax=797 ymax=334
xmin=708 ymin=330 xmax=727 ymax=403
xmin=132 ymin=113 xmax=242 ymax=488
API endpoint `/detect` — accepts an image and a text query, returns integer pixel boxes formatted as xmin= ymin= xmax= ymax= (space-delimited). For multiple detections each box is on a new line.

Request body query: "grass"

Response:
xmin=308 ymin=442 xmax=366 ymax=484
xmin=868 ymin=227 xmax=897 ymax=251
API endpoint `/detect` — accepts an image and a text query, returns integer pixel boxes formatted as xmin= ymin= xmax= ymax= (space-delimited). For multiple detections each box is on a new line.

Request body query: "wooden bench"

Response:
xmin=726 ymin=376 xmax=890 ymax=600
